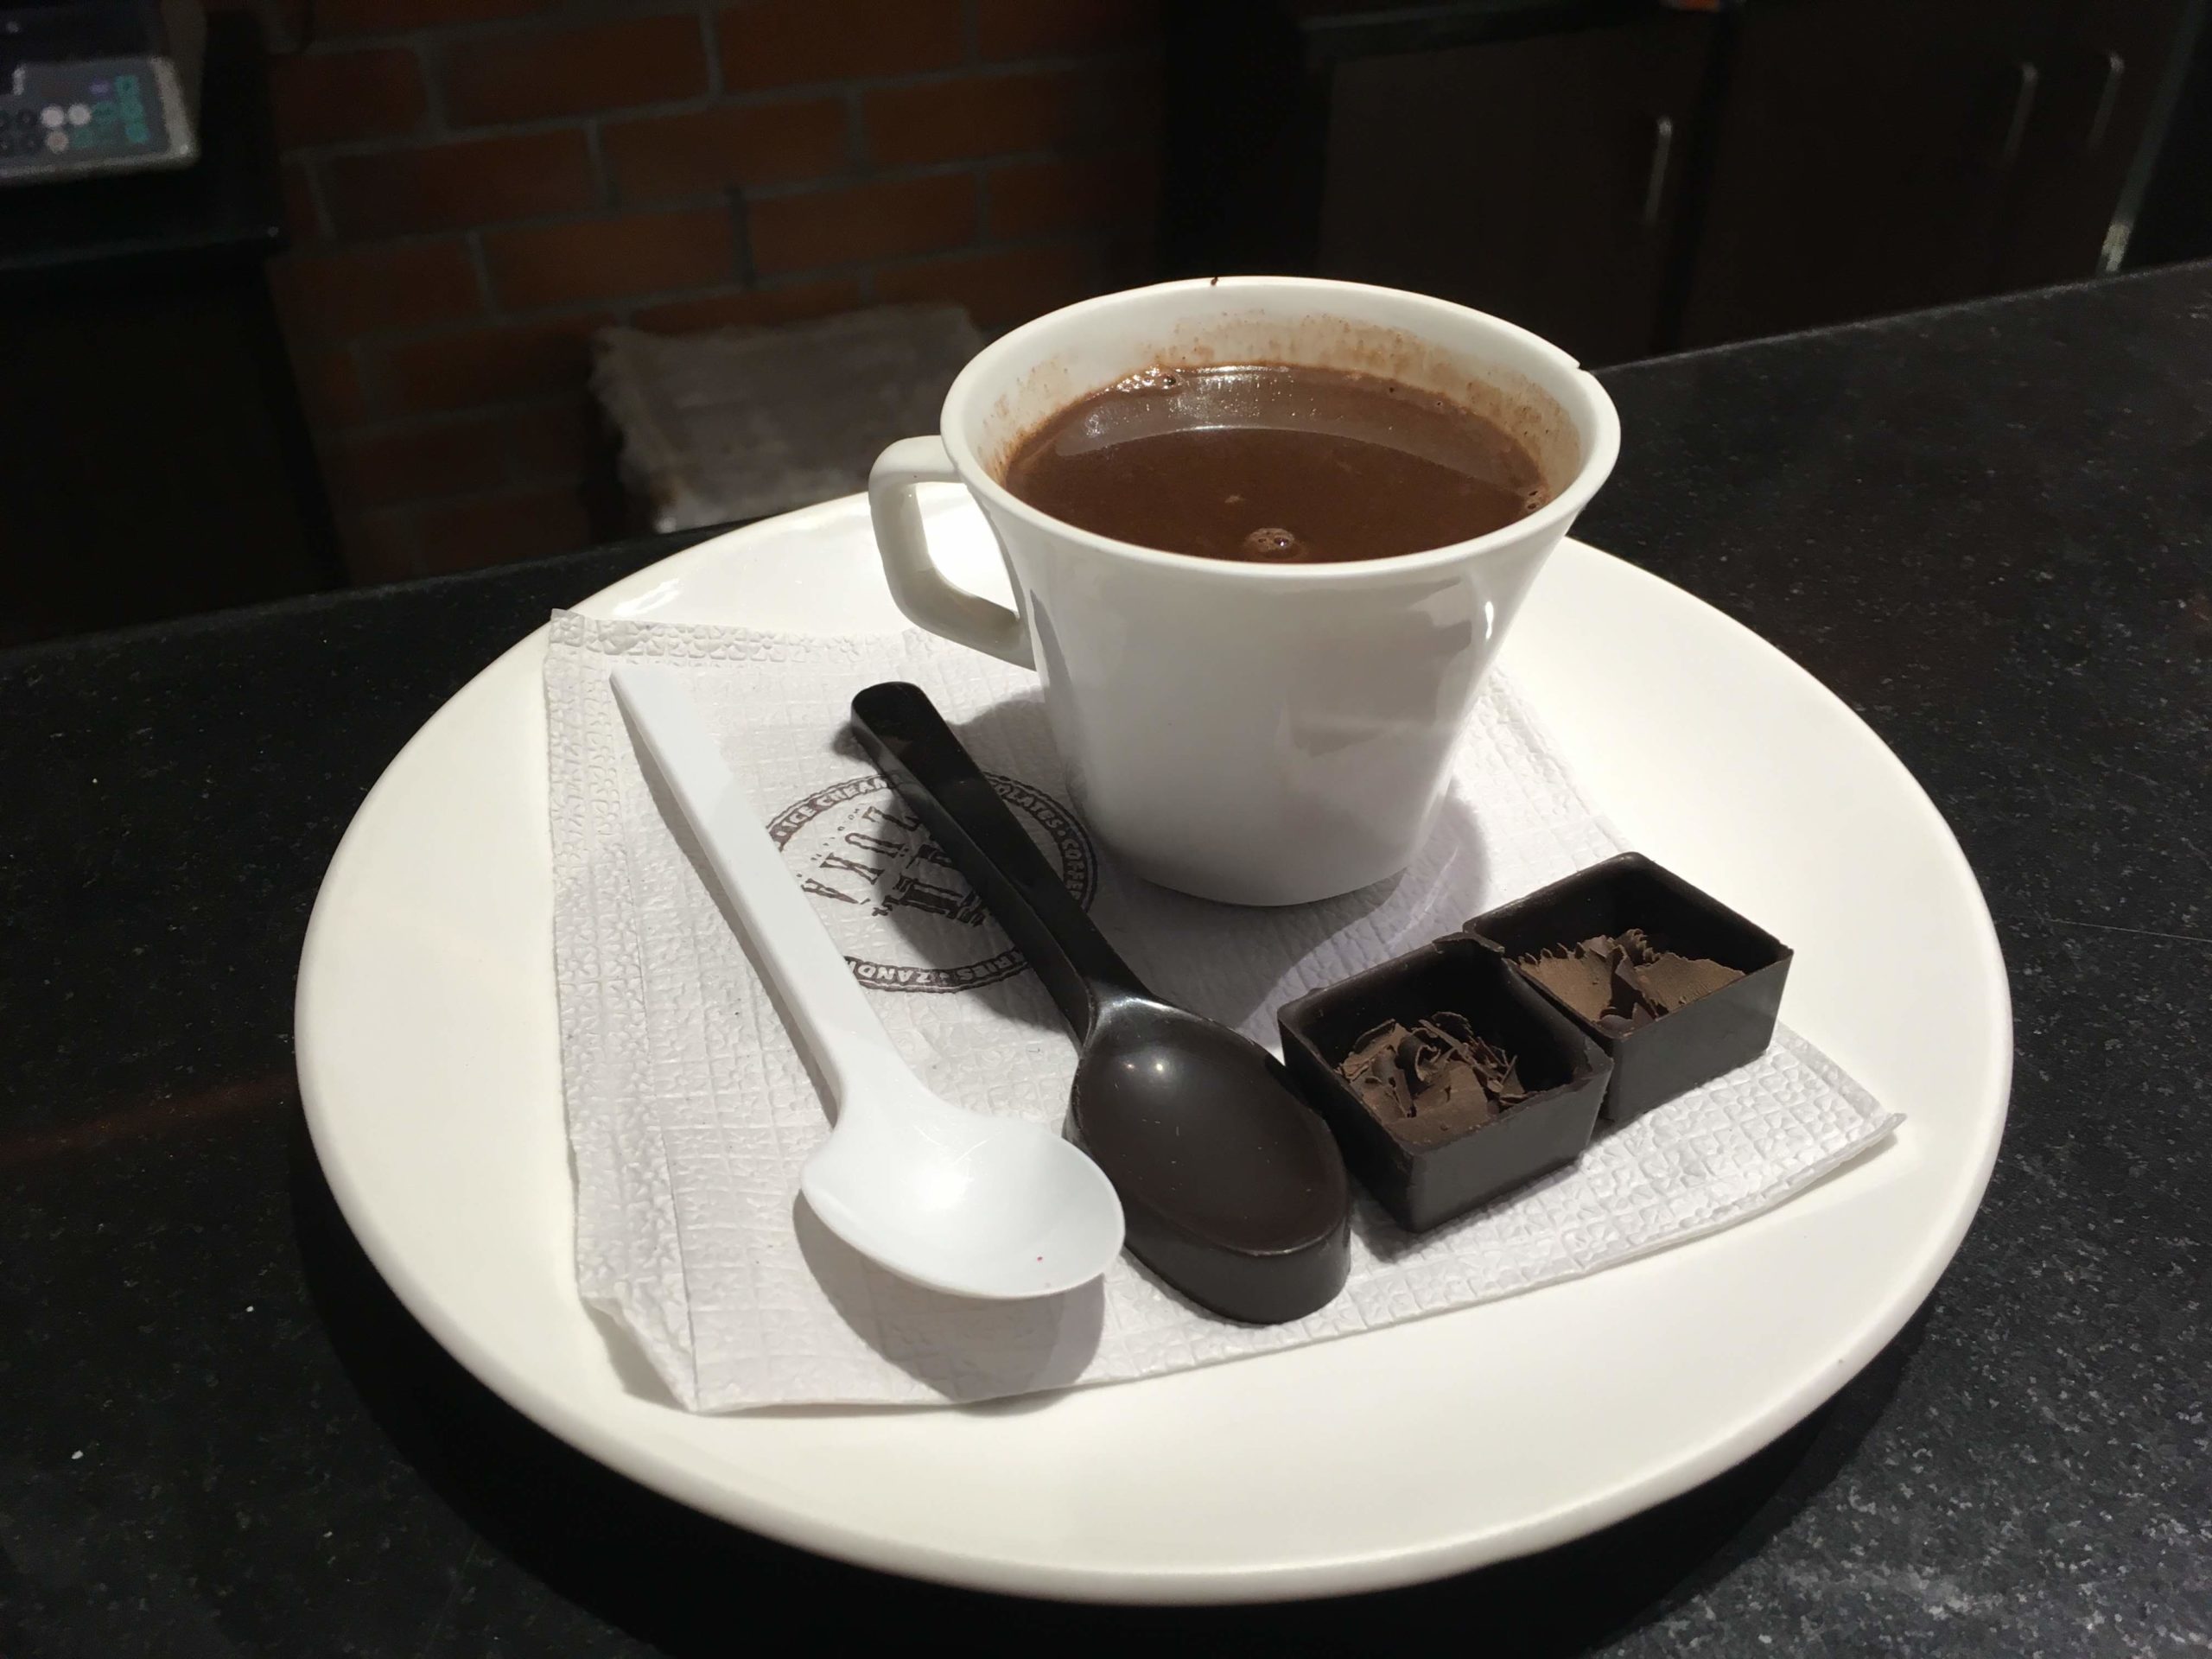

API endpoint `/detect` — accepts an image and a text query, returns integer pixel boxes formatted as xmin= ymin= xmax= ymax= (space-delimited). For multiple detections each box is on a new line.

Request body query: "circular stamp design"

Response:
xmin=768 ymin=772 xmax=1097 ymax=993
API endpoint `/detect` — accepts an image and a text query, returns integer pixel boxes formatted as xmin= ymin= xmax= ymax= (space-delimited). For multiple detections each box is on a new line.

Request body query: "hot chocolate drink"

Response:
xmin=1000 ymin=362 xmax=1548 ymax=563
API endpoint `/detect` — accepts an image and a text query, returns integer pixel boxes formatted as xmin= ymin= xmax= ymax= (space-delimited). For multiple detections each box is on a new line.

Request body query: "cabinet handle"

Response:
xmin=1642 ymin=113 xmax=1675 ymax=229
xmin=2088 ymin=49 xmax=2126 ymax=152
xmin=2001 ymin=60 xmax=2041 ymax=165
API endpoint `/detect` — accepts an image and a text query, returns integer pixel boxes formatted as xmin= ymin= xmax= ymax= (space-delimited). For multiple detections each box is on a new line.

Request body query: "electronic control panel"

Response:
xmin=0 ymin=2 xmax=201 ymax=184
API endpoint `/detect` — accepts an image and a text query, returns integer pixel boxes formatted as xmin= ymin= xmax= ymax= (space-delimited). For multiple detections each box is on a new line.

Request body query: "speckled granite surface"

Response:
xmin=3 ymin=265 xmax=2208 ymax=1656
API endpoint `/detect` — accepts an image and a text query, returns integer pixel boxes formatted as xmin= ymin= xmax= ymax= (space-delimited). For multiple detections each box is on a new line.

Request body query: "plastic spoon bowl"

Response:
xmin=610 ymin=664 xmax=1124 ymax=1300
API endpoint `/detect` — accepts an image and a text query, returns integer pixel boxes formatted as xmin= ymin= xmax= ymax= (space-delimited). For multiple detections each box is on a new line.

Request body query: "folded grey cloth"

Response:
xmin=546 ymin=612 xmax=1897 ymax=1411
xmin=591 ymin=305 xmax=983 ymax=531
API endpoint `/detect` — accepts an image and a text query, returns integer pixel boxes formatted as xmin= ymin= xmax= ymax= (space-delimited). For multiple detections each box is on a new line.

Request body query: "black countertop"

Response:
xmin=4 ymin=264 xmax=2209 ymax=1656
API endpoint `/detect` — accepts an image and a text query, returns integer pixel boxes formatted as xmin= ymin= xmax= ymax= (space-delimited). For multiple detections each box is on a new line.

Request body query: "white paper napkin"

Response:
xmin=545 ymin=612 xmax=1898 ymax=1411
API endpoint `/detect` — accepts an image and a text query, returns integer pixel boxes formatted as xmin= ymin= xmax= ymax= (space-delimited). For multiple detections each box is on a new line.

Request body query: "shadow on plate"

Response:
xmin=293 ymin=1117 xmax=1929 ymax=1655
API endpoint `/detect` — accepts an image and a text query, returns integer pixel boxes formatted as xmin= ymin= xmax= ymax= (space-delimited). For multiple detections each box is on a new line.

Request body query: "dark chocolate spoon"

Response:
xmin=850 ymin=682 xmax=1351 ymax=1325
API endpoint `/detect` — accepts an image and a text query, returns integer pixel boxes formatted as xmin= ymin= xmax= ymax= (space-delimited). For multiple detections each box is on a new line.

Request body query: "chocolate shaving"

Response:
xmin=1631 ymin=950 xmax=1743 ymax=1013
xmin=1337 ymin=1012 xmax=1528 ymax=1134
xmin=1341 ymin=1020 xmax=1414 ymax=1122
xmin=1519 ymin=948 xmax=1614 ymax=1023
xmin=1516 ymin=930 xmax=1743 ymax=1031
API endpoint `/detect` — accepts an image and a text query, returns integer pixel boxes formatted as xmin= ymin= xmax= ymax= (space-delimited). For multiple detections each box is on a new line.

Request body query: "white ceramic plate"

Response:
xmin=296 ymin=493 xmax=2009 ymax=1603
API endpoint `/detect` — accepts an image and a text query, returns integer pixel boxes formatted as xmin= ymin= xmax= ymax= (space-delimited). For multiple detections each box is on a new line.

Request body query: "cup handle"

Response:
xmin=869 ymin=436 xmax=1034 ymax=669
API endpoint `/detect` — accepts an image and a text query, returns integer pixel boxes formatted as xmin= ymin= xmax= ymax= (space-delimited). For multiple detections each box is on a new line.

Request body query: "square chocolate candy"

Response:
xmin=1466 ymin=852 xmax=1792 ymax=1126
xmin=1278 ymin=936 xmax=1611 ymax=1233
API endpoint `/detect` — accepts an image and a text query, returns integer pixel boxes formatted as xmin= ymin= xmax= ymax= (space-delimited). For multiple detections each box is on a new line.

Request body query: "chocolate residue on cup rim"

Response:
xmin=979 ymin=309 xmax=1580 ymax=493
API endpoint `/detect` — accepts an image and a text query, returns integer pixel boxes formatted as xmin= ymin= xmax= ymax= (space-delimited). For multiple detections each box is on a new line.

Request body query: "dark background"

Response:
xmin=5 ymin=0 xmax=2212 ymax=636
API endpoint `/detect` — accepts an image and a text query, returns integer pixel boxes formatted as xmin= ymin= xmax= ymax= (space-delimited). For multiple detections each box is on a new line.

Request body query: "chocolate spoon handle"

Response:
xmin=850 ymin=682 xmax=1147 ymax=1039
xmin=854 ymin=679 xmax=1353 ymax=1325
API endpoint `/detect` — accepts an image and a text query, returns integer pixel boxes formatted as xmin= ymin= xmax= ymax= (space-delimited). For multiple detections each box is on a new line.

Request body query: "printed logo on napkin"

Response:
xmin=768 ymin=772 xmax=1096 ymax=992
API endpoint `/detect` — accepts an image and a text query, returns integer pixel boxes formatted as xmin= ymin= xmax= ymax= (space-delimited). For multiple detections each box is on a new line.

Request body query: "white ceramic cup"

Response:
xmin=869 ymin=276 xmax=1620 ymax=906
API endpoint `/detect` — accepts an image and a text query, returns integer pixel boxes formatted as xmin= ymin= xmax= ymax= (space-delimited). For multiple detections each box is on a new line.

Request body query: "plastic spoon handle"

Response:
xmin=611 ymin=664 xmax=906 ymax=1108
xmin=850 ymin=681 xmax=1147 ymax=1040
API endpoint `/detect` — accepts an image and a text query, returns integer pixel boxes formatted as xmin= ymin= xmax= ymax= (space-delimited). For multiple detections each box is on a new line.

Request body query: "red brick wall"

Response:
xmin=246 ymin=1 xmax=1162 ymax=581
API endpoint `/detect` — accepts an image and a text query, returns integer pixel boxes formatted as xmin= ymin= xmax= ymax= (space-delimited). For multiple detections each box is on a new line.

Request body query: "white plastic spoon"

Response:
xmin=609 ymin=664 xmax=1124 ymax=1300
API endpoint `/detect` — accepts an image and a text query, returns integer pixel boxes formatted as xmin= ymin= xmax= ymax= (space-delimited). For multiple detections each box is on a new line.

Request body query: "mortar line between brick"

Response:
xmin=389 ymin=228 xmax=1104 ymax=338
xmin=336 ymin=337 xmax=379 ymax=423
xmin=333 ymin=230 xmax=1115 ymax=348
xmin=338 ymin=397 xmax=588 ymax=439
xmin=728 ymin=190 xmax=757 ymax=289
xmin=278 ymin=49 xmax=1154 ymax=162
xmin=698 ymin=4 xmax=725 ymax=99
xmin=462 ymin=229 xmax=496 ymax=315
xmin=842 ymin=86 xmax=867 ymax=170
xmin=582 ymin=117 xmax=613 ymax=213
xmin=305 ymin=3 xmax=709 ymax=53
xmin=414 ymin=35 xmax=448 ymax=137
xmin=357 ymin=475 xmax=582 ymax=522
xmin=292 ymin=154 xmax=333 ymax=242
xmin=317 ymin=150 xmax=1102 ymax=249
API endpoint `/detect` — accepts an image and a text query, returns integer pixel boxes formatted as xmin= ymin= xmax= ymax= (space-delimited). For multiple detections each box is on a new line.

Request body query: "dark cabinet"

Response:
xmin=1318 ymin=17 xmax=1716 ymax=365
xmin=0 ymin=15 xmax=337 ymax=645
xmin=1678 ymin=0 xmax=2196 ymax=347
xmin=1995 ymin=0 xmax=2197 ymax=287
xmin=1163 ymin=0 xmax=2199 ymax=364
xmin=1679 ymin=0 xmax=2063 ymax=345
